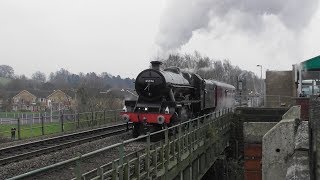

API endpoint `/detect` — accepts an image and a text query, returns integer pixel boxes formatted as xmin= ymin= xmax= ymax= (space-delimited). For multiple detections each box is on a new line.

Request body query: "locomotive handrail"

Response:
xmin=8 ymin=108 xmax=233 ymax=180
xmin=169 ymin=84 xmax=195 ymax=89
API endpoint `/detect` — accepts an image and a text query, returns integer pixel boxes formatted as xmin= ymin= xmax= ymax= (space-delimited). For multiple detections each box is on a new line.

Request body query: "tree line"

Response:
xmin=0 ymin=65 xmax=134 ymax=112
xmin=160 ymin=51 xmax=263 ymax=94
xmin=0 ymin=52 xmax=262 ymax=111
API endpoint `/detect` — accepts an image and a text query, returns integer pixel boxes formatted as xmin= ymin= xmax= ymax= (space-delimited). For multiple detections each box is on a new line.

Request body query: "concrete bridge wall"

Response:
xmin=234 ymin=107 xmax=288 ymax=180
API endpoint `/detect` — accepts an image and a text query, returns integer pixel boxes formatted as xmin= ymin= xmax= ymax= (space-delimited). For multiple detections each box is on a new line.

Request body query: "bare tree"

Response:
xmin=49 ymin=68 xmax=71 ymax=88
xmin=160 ymin=52 xmax=261 ymax=95
xmin=32 ymin=71 xmax=46 ymax=83
xmin=0 ymin=65 xmax=14 ymax=78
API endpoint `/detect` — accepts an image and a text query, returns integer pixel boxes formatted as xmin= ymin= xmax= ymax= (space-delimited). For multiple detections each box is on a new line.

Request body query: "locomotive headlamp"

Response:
xmin=157 ymin=115 xmax=165 ymax=124
xmin=122 ymin=114 xmax=130 ymax=122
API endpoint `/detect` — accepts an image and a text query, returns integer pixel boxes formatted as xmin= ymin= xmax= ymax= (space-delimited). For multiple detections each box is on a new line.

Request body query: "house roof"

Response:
xmin=11 ymin=89 xmax=74 ymax=100
xmin=47 ymin=89 xmax=72 ymax=99
xmin=12 ymin=90 xmax=37 ymax=99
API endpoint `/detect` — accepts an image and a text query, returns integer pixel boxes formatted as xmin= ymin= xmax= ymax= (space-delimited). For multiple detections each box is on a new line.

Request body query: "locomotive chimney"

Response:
xmin=150 ymin=61 xmax=162 ymax=71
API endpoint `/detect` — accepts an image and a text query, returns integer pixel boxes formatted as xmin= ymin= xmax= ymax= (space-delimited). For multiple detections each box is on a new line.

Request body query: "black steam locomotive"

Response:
xmin=121 ymin=61 xmax=235 ymax=137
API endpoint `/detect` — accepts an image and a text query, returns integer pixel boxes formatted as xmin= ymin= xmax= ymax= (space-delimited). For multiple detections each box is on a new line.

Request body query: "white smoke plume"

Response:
xmin=156 ymin=0 xmax=319 ymax=52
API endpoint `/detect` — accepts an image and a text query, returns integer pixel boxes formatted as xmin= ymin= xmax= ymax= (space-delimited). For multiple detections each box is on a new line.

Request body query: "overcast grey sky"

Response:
xmin=0 ymin=0 xmax=319 ymax=79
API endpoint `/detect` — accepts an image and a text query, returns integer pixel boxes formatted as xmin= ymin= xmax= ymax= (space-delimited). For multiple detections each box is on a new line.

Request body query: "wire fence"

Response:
xmin=0 ymin=109 xmax=123 ymax=140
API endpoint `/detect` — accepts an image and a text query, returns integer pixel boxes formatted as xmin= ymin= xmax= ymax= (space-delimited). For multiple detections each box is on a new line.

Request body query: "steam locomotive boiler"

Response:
xmin=122 ymin=61 xmax=235 ymax=137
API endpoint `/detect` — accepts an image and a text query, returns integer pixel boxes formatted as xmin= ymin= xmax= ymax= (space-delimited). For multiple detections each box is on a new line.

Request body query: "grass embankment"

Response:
xmin=0 ymin=122 xmax=75 ymax=139
xmin=0 ymin=113 xmax=117 ymax=139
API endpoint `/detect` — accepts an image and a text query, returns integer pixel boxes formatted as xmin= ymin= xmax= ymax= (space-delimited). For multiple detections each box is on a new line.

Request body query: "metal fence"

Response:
xmin=0 ymin=109 xmax=122 ymax=140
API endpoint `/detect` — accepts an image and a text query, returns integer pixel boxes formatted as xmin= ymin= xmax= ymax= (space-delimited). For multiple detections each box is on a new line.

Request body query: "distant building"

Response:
xmin=265 ymin=70 xmax=296 ymax=107
xmin=296 ymin=55 xmax=320 ymax=97
xmin=47 ymin=89 xmax=72 ymax=111
xmin=12 ymin=90 xmax=37 ymax=111
xmin=12 ymin=89 xmax=74 ymax=111
xmin=265 ymin=55 xmax=320 ymax=107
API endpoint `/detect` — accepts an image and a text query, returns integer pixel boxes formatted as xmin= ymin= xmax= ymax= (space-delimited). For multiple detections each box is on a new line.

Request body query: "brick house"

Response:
xmin=12 ymin=90 xmax=37 ymax=111
xmin=47 ymin=90 xmax=72 ymax=111
xmin=12 ymin=89 xmax=74 ymax=112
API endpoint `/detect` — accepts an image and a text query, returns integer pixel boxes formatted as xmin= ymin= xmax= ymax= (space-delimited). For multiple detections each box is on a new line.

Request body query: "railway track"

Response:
xmin=0 ymin=123 xmax=131 ymax=165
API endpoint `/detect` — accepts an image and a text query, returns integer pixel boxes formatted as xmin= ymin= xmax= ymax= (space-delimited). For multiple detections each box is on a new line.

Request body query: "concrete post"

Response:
xmin=41 ymin=114 xmax=44 ymax=135
xmin=17 ymin=117 xmax=21 ymax=140
xmin=60 ymin=112 xmax=64 ymax=132
xmin=309 ymin=96 xmax=320 ymax=179
xmin=77 ymin=113 xmax=80 ymax=129
xmin=91 ymin=111 xmax=94 ymax=125
xmin=114 ymin=110 xmax=117 ymax=122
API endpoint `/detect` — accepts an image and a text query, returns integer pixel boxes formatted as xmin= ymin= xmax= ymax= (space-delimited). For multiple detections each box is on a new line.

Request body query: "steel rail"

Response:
xmin=0 ymin=122 xmax=131 ymax=165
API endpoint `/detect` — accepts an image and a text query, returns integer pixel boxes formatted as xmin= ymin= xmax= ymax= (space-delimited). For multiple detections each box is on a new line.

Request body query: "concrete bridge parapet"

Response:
xmin=262 ymin=106 xmax=309 ymax=180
